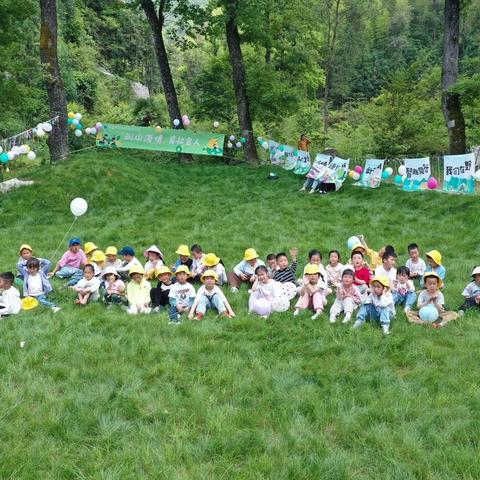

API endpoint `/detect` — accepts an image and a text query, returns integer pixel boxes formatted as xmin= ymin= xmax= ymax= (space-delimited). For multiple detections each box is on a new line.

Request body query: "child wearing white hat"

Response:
xmin=459 ymin=266 xmax=480 ymax=314
xmin=144 ymin=245 xmax=164 ymax=276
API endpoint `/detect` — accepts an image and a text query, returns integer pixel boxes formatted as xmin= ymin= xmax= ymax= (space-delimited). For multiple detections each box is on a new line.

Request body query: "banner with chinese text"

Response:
xmin=358 ymin=159 xmax=384 ymax=188
xmin=443 ymin=153 xmax=476 ymax=194
xmin=403 ymin=158 xmax=431 ymax=191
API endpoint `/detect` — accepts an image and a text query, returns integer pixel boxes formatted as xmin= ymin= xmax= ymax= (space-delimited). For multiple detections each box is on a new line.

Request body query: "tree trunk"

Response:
xmin=441 ymin=0 xmax=466 ymax=154
xmin=225 ymin=4 xmax=258 ymax=163
xmin=39 ymin=0 xmax=69 ymax=163
xmin=140 ymin=0 xmax=193 ymax=162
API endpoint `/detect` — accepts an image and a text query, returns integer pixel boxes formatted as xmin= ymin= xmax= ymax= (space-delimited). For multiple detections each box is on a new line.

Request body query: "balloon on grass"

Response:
xmin=27 ymin=151 xmax=36 ymax=160
xmin=354 ymin=165 xmax=363 ymax=174
xmin=427 ymin=177 xmax=438 ymax=189
xmin=394 ymin=175 xmax=403 ymax=185
xmin=0 ymin=153 xmax=9 ymax=163
xmin=352 ymin=171 xmax=360 ymax=181
xmin=74 ymin=129 xmax=83 ymax=137
xmin=419 ymin=305 xmax=439 ymax=322
xmin=70 ymin=198 xmax=88 ymax=217
xmin=251 ymin=298 xmax=272 ymax=317
xmin=384 ymin=167 xmax=393 ymax=176
xmin=398 ymin=165 xmax=406 ymax=176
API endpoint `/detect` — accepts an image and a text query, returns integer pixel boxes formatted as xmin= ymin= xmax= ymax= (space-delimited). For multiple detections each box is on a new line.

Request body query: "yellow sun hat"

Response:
xmin=19 ymin=244 xmax=33 ymax=254
xmin=91 ymin=250 xmax=106 ymax=263
xmin=244 ymin=248 xmax=259 ymax=261
xmin=201 ymin=269 xmax=219 ymax=283
xmin=422 ymin=271 xmax=443 ymax=288
xmin=203 ymin=253 xmax=220 ymax=267
xmin=175 ymin=244 xmax=191 ymax=257
xmin=105 ymin=246 xmax=118 ymax=256
xmin=155 ymin=266 xmax=172 ymax=277
xmin=370 ymin=275 xmax=390 ymax=288
xmin=129 ymin=264 xmax=145 ymax=276
xmin=304 ymin=264 xmax=320 ymax=275
xmin=426 ymin=250 xmax=442 ymax=266
xmin=84 ymin=242 xmax=98 ymax=255
xmin=174 ymin=265 xmax=191 ymax=276
xmin=21 ymin=296 xmax=39 ymax=311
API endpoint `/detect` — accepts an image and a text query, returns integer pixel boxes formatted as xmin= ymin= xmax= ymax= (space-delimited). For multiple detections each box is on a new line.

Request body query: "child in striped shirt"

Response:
xmin=273 ymin=248 xmax=298 ymax=283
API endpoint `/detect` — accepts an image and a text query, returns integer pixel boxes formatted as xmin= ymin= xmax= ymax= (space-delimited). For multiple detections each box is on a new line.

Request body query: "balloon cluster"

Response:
xmin=394 ymin=163 xmax=439 ymax=189
xmin=67 ymin=112 xmax=84 ymax=137
xmin=0 ymin=145 xmax=37 ymax=164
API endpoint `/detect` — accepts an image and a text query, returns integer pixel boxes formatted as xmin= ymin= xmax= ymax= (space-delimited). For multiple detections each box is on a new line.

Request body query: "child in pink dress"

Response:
xmin=294 ymin=264 xmax=330 ymax=320
xmin=329 ymin=268 xmax=362 ymax=324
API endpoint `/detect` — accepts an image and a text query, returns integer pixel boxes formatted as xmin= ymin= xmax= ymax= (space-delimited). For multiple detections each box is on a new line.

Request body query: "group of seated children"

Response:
xmin=1 ymin=237 xmax=479 ymax=334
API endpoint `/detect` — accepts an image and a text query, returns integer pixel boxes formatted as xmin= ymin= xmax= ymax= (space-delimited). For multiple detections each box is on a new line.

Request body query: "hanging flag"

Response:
xmin=358 ymin=159 xmax=384 ymax=188
xmin=403 ymin=158 xmax=431 ymax=191
xmin=443 ymin=153 xmax=476 ymax=194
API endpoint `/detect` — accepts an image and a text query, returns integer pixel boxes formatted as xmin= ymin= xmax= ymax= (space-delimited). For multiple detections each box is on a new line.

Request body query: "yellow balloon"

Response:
xmin=68 ymin=112 xmax=75 ymax=119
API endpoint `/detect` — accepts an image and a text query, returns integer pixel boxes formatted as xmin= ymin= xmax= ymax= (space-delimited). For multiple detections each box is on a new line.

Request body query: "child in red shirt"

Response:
xmin=351 ymin=251 xmax=372 ymax=295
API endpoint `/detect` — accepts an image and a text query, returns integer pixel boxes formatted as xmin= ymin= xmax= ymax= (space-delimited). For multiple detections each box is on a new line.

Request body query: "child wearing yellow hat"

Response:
xmin=16 ymin=244 xmax=51 ymax=280
xmin=202 ymin=253 xmax=227 ymax=285
xmin=294 ymin=264 xmax=330 ymax=320
xmin=90 ymin=250 xmax=106 ymax=277
xmin=228 ymin=248 xmax=265 ymax=293
xmin=189 ymin=270 xmax=235 ymax=320
xmin=84 ymin=242 xmax=98 ymax=262
xmin=406 ymin=272 xmax=458 ymax=327
xmin=105 ymin=246 xmax=123 ymax=270
xmin=168 ymin=265 xmax=196 ymax=324
xmin=150 ymin=266 xmax=173 ymax=311
xmin=172 ymin=245 xmax=193 ymax=274
xmin=420 ymin=250 xmax=446 ymax=288
xmin=353 ymin=275 xmax=395 ymax=335
xmin=126 ymin=264 xmax=151 ymax=314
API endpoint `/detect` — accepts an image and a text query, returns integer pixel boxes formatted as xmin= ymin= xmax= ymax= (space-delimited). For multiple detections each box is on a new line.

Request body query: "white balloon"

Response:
xmin=229 ymin=135 xmax=236 ymax=142
xmin=474 ymin=170 xmax=480 ymax=182
xmin=27 ymin=151 xmax=36 ymax=160
xmin=72 ymin=119 xmax=79 ymax=126
xmin=20 ymin=145 xmax=30 ymax=154
xmin=74 ymin=113 xmax=82 ymax=120
xmin=352 ymin=172 xmax=360 ymax=181
xmin=271 ymin=296 xmax=290 ymax=313
xmin=398 ymin=165 xmax=406 ymax=176
xmin=12 ymin=146 xmax=20 ymax=155
xmin=36 ymin=128 xmax=45 ymax=137
xmin=401 ymin=174 xmax=407 ymax=182
xmin=7 ymin=151 xmax=15 ymax=160
xmin=0 ymin=147 xmax=3 ymax=154
xmin=85 ymin=128 xmax=91 ymax=135
xmin=74 ymin=129 xmax=83 ymax=137
xmin=70 ymin=197 xmax=88 ymax=217
xmin=173 ymin=119 xmax=180 ymax=126
xmin=227 ymin=142 xmax=233 ymax=148
xmin=43 ymin=123 xmax=53 ymax=132
xmin=235 ymin=141 xmax=242 ymax=148
xmin=213 ymin=121 xmax=220 ymax=128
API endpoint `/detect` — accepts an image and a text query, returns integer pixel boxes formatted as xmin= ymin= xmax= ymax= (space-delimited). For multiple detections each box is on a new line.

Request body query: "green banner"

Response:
xmin=96 ymin=124 xmax=225 ymax=156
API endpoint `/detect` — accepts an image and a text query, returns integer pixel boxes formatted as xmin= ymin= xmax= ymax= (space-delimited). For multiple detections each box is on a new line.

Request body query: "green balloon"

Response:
xmin=176 ymin=145 xmax=182 ymax=153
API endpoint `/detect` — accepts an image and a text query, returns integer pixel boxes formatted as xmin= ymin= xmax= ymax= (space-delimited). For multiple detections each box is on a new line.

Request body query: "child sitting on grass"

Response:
xmin=0 ymin=272 xmax=21 ymax=317
xmin=150 ymin=266 xmax=173 ymax=312
xmin=189 ymin=270 xmax=235 ymax=320
xmin=265 ymin=253 xmax=277 ymax=278
xmin=351 ymin=251 xmax=372 ymax=295
xmin=105 ymin=246 xmax=123 ymax=270
xmin=420 ymin=250 xmax=446 ymax=287
xmin=172 ymin=245 xmax=193 ymax=273
xmin=17 ymin=244 xmax=51 ymax=279
xmin=391 ymin=266 xmax=416 ymax=312
xmin=228 ymin=248 xmax=265 ymax=293
xmin=329 ymin=268 xmax=361 ymax=324
xmin=84 ymin=242 xmax=98 ymax=263
xmin=168 ymin=265 xmax=195 ymax=324
xmin=90 ymin=250 xmax=106 ymax=277
xmin=406 ymin=272 xmax=458 ymax=328
xmin=23 ymin=258 xmax=60 ymax=312
xmin=248 ymin=265 xmax=283 ymax=318
xmin=353 ymin=276 xmax=395 ymax=335
xmin=143 ymin=245 xmax=164 ymax=277
xmin=459 ymin=266 xmax=480 ymax=314
xmin=102 ymin=267 xmax=126 ymax=305
xmin=202 ymin=253 xmax=227 ymax=285
xmin=50 ymin=237 xmax=87 ymax=286
xmin=300 ymin=249 xmax=328 ymax=285
xmin=190 ymin=244 xmax=206 ymax=282
xmin=126 ymin=265 xmax=151 ymax=315
xmin=294 ymin=264 xmax=329 ymax=320
xmin=117 ymin=246 xmax=142 ymax=280
xmin=326 ymin=250 xmax=343 ymax=289
xmin=406 ymin=243 xmax=426 ymax=281
xmin=273 ymin=248 xmax=298 ymax=283
xmin=374 ymin=250 xmax=397 ymax=286
xmin=72 ymin=264 xmax=101 ymax=306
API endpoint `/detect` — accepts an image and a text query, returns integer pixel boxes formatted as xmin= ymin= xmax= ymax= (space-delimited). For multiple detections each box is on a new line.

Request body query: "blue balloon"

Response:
xmin=419 ymin=305 xmax=439 ymax=323
xmin=381 ymin=171 xmax=389 ymax=180
xmin=0 ymin=152 xmax=9 ymax=164
xmin=394 ymin=174 xmax=403 ymax=185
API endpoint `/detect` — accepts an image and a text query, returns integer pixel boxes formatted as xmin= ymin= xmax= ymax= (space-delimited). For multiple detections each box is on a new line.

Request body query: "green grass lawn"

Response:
xmin=1 ymin=150 xmax=480 ymax=479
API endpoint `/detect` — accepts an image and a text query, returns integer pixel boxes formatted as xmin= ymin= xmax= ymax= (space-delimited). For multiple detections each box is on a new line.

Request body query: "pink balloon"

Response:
xmin=251 ymin=298 xmax=272 ymax=316
xmin=183 ymin=118 xmax=191 ymax=126
xmin=427 ymin=177 xmax=438 ymax=189
xmin=354 ymin=165 xmax=363 ymax=174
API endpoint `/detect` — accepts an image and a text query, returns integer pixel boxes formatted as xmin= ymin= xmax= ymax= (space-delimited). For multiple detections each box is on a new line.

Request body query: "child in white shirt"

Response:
xmin=391 ymin=266 xmax=416 ymax=312
xmin=374 ymin=251 xmax=397 ymax=286
xmin=406 ymin=243 xmax=426 ymax=281
xmin=326 ymin=250 xmax=344 ymax=288
xmin=168 ymin=266 xmax=196 ymax=324
xmin=72 ymin=264 xmax=101 ymax=305
xmin=190 ymin=244 xmax=206 ymax=282
xmin=0 ymin=272 xmax=21 ymax=317
xmin=23 ymin=258 xmax=60 ymax=312
xmin=329 ymin=268 xmax=361 ymax=324
xmin=459 ymin=266 xmax=480 ymax=313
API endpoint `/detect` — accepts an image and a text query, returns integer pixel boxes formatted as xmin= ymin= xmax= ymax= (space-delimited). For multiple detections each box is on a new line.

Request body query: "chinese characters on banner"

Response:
xmin=324 ymin=157 xmax=350 ymax=184
xmin=268 ymin=140 xmax=284 ymax=166
xmin=358 ymin=159 xmax=384 ymax=188
xmin=293 ymin=150 xmax=311 ymax=175
xmin=97 ymin=124 xmax=225 ymax=156
xmin=403 ymin=158 xmax=431 ymax=191
xmin=443 ymin=153 xmax=476 ymax=194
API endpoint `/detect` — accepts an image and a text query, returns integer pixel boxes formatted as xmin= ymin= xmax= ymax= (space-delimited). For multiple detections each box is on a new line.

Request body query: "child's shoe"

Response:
xmin=311 ymin=311 xmax=321 ymax=320
xmin=353 ymin=320 xmax=365 ymax=329
xmin=51 ymin=306 xmax=61 ymax=313
xmin=230 ymin=287 xmax=239 ymax=293
xmin=342 ymin=314 xmax=351 ymax=324
xmin=382 ymin=324 xmax=390 ymax=335
xmin=329 ymin=315 xmax=336 ymax=324
xmin=293 ymin=309 xmax=300 ymax=317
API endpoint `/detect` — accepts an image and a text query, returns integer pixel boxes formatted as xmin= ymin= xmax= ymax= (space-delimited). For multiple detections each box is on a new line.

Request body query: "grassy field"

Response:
xmin=0 ymin=150 xmax=479 ymax=479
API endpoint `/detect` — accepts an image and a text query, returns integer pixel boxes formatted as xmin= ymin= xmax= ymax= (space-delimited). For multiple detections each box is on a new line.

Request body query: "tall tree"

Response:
xmin=140 ymin=0 xmax=193 ymax=161
xmin=223 ymin=0 xmax=258 ymax=163
xmin=441 ymin=0 xmax=466 ymax=154
xmin=39 ymin=0 xmax=69 ymax=162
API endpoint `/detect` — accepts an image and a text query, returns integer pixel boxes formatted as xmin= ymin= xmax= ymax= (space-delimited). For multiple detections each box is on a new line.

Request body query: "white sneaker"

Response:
xmin=230 ymin=287 xmax=239 ymax=293
xmin=353 ymin=320 xmax=365 ymax=329
xmin=342 ymin=315 xmax=351 ymax=324
xmin=293 ymin=310 xmax=300 ymax=317
xmin=300 ymin=186 xmax=306 ymax=191
xmin=382 ymin=325 xmax=390 ymax=335
xmin=329 ymin=316 xmax=336 ymax=324
xmin=404 ymin=306 xmax=411 ymax=313
xmin=309 ymin=188 xmax=316 ymax=194
xmin=311 ymin=312 xmax=321 ymax=320
xmin=51 ymin=306 xmax=61 ymax=313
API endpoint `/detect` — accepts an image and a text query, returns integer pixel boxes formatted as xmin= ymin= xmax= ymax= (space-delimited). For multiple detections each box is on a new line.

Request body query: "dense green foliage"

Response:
xmin=1 ymin=0 xmax=479 ymax=160
xmin=0 ymin=150 xmax=480 ymax=478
